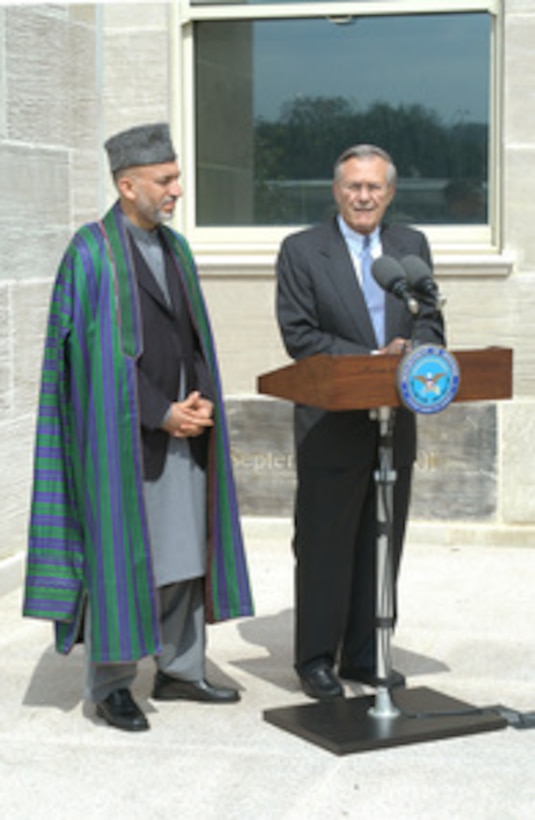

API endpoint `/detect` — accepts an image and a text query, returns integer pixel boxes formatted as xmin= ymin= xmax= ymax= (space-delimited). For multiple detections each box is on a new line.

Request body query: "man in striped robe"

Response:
xmin=23 ymin=123 xmax=253 ymax=732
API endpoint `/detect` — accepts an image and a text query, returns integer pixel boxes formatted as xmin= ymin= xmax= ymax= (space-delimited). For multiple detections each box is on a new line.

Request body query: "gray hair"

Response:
xmin=334 ymin=144 xmax=397 ymax=187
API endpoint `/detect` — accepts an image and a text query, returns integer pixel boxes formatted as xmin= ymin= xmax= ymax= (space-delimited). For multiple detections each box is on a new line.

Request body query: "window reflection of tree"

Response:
xmin=254 ymin=98 xmax=487 ymax=225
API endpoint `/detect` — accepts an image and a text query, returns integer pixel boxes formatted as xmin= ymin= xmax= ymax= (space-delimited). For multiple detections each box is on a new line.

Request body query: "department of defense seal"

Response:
xmin=396 ymin=345 xmax=460 ymax=414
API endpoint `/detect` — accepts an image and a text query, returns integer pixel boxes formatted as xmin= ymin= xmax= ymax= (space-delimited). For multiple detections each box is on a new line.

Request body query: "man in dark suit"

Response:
xmin=276 ymin=144 xmax=445 ymax=700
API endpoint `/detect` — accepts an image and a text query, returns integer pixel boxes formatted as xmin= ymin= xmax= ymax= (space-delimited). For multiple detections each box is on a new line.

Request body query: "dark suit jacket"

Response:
xmin=133 ymin=233 xmax=214 ymax=480
xmin=276 ymin=218 xmax=445 ymax=472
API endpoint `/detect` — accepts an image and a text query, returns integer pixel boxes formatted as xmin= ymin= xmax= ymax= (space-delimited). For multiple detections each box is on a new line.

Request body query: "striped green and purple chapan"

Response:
xmin=24 ymin=202 xmax=253 ymax=662
xmin=24 ymin=258 xmax=87 ymax=630
xmin=25 ymin=218 xmax=161 ymax=661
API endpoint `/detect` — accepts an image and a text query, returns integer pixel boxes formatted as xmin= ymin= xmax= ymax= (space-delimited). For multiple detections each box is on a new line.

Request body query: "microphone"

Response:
xmin=400 ymin=255 xmax=446 ymax=309
xmin=372 ymin=256 xmax=419 ymax=315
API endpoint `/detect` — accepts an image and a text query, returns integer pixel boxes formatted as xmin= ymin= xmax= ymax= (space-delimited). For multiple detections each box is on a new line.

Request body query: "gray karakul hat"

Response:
xmin=105 ymin=122 xmax=176 ymax=173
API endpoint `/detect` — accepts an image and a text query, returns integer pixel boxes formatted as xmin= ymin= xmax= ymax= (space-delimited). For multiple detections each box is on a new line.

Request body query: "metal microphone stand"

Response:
xmin=368 ymin=405 xmax=401 ymax=720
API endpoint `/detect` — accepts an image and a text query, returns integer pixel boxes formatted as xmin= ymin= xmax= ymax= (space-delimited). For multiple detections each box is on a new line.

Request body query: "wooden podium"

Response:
xmin=257 ymin=347 xmax=513 ymax=410
xmin=259 ymin=347 xmax=513 ymax=754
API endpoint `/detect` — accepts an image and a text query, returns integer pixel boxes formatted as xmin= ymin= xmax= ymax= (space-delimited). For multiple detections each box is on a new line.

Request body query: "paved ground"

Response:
xmin=1 ymin=518 xmax=534 ymax=819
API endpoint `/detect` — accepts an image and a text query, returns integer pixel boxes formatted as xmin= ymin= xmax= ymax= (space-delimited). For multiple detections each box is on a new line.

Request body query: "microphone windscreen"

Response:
xmin=371 ymin=256 xmax=406 ymax=291
xmin=400 ymin=255 xmax=433 ymax=286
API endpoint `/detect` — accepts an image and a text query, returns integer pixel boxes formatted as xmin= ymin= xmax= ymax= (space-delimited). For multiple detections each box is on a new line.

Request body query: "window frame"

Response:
xmin=170 ymin=0 xmax=504 ymax=263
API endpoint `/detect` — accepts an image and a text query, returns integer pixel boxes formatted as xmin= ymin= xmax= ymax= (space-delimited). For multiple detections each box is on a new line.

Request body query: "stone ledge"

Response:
xmin=406 ymin=520 xmax=535 ymax=548
xmin=240 ymin=516 xmax=535 ymax=550
xmin=227 ymin=397 xmax=499 ymax=520
xmin=195 ymin=250 xmax=515 ymax=278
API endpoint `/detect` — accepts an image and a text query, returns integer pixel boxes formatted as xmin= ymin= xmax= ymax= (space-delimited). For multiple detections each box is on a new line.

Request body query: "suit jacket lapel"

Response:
xmin=322 ymin=219 xmax=377 ymax=348
xmin=380 ymin=224 xmax=415 ymax=260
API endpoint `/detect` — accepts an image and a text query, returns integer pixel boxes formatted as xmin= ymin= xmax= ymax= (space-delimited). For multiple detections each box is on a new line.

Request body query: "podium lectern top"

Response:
xmin=257 ymin=347 xmax=513 ymax=411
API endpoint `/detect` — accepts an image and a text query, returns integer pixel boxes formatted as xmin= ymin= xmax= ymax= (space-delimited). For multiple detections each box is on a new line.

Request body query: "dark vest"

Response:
xmin=132 ymin=234 xmax=209 ymax=479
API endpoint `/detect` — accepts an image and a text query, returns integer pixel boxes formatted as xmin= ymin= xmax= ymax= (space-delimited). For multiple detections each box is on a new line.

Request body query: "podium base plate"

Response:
xmin=263 ymin=686 xmax=507 ymax=755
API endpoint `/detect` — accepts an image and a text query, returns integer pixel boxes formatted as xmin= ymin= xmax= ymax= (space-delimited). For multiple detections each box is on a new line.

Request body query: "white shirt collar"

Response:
xmin=337 ymin=215 xmax=381 ymax=254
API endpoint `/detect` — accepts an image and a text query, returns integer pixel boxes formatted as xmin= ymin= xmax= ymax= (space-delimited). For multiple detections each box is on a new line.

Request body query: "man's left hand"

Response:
xmin=379 ymin=337 xmax=411 ymax=356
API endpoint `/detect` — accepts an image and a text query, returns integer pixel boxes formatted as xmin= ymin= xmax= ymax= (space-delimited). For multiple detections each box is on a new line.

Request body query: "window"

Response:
xmin=176 ymin=1 xmax=500 ymax=250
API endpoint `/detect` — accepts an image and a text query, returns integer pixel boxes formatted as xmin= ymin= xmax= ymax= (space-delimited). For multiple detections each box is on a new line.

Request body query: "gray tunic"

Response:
xmin=128 ymin=221 xmax=207 ymax=587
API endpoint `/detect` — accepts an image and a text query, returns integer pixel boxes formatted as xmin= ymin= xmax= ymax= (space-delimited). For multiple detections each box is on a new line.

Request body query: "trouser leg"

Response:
xmin=293 ymin=465 xmax=370 ymax=673
xmin=156 ymin=578 xmax=206 ymax=681
xmin=85 ymin=577 xmax=206 ymax=700
xmin=84 ymin=612 xmax=137 ymax=703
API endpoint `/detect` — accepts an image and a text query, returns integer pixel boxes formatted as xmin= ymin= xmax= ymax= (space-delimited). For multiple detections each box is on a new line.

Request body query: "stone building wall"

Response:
xmin=0 ymin=3 xmax=172 ymax=562
xmin=0 ymin=4 xmax=101 ymax=562
xmin=1 ymin=1 xmax=534 ymax=565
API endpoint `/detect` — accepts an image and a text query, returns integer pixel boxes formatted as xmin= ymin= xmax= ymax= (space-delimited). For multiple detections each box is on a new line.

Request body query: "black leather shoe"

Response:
xmin=96 ymin=688 xmax=149 ymax=732
xmin=299 ymin=665 xmax=344 ymax=701
xmin=339 ymin=666 xmax=406 ymax=689
xmin=152 ymin=671 xmax=240 ymax=703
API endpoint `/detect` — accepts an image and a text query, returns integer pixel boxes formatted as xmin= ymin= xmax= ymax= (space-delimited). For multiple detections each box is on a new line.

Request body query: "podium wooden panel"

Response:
xmin=257 ymin=347 xmax=513 ymax=410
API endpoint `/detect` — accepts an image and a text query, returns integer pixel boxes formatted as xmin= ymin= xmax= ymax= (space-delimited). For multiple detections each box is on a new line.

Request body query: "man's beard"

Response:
xmin=137 ymin=195 xmax=175 ymax=226
xmin=156 ymin=202 xmax=175 ymax=223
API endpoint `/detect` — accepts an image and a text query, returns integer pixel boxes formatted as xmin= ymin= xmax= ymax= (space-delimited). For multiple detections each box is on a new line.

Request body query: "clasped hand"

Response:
xmin=161 ymin=391 xmax=214 ymax=438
